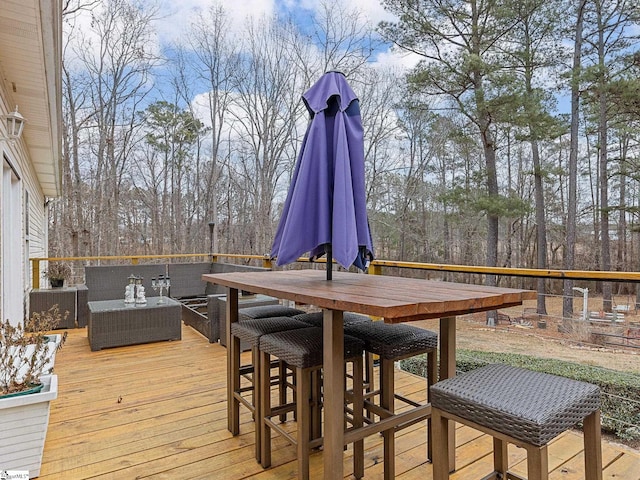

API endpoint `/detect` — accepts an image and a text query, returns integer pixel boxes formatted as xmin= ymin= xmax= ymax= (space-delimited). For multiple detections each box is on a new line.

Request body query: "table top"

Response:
xmin=88 ymin=296 xmax=180 ymax=312
xmin=203 ymin=270 xmax=536 ymax=322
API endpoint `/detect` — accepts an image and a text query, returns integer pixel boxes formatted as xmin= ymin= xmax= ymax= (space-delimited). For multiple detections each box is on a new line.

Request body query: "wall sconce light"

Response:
xmin=2 ymin=106 xmax=26 ymax=142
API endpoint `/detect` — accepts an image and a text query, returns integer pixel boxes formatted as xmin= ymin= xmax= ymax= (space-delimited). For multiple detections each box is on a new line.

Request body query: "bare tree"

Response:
xmin=188 ymin=3 xmax=239 ymax=252
xmin=59 ymin=1 xmax=96 ymax=257
xmin=356 ymin=67 xmax=403 ymax=206
xmin=228 ymin=15 xmax=306 ymax=254
xmin=391 ymin=95 xmax=434 ymax=261
xmin=67 ymin=0 xmax=160 ymax=256
xmin=306 ymin=0 xmax=380 ymax=78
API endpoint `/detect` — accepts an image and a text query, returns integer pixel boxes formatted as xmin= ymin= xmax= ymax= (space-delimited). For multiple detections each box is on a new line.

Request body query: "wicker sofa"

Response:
xmin=83 ymin=262 xmax=278 ymax=344
xmin=167 ymin=262 xmax=279 ymax=343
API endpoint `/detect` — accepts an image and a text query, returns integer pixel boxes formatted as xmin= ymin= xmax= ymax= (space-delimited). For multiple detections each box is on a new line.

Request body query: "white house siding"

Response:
xmin=0 ymin=1 xmax=62 ymax=325
xmin=0 ymin=100 xmax=48 ymax=324
xmin=24 ymin=143 xmax=48 ymax=312
xmin=1 ymin=134 xmax=27 ymax=324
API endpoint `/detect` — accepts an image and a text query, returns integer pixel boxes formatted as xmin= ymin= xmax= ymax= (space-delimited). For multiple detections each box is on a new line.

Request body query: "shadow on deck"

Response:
xmin=40 ymin=324 xmax=640 ymax=479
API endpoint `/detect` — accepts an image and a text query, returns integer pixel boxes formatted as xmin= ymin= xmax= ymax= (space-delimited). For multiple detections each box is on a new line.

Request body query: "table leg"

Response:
xmin=439 ymin=316 xmax=456 ymax=472
xmin=226 ymin=288 xmax=239 ymax=434
xmin=323 ymin=309 xmax=344 ymax=480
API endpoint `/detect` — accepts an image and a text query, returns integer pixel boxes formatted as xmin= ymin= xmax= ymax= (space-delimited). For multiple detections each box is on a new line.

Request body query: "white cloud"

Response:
xmin=155 ymin=0 xmax=276 ymax=45
xmin=373 ymin=49 xmax=421 ymax=71
xmin=289 ymin=0 xmax=395 ymax=25
xmin=154 ymin=0 xmax=416 ymax=75
xmin=272 ymin=1 xmax=415 ymax=73
xmin=343 ymin=0 xmax=396 ymax=24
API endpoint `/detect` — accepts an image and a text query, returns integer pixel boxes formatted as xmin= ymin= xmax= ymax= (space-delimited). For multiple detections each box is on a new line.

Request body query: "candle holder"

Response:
xmin=152 ymin=274 xmax=170 ymax=304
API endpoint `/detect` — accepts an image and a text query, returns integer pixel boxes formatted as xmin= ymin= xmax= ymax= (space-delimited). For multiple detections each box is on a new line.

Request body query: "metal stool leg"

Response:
xmin=352 ymin=355 xmax=364 ymax=479
xmin=526 ymin=444 xmax=548 ymax=480
xmin=584 ymin=410 xmax=603 ymax=480
xmin=427 ymin=348 xmax=437 ymax=461
xmin=259 ymin=349 xmax=272 ymax=469
xmin=380 ymin=358 xmax=395 ymax=480
xmin=229 ymin=333 xmax=241 ymax=435
xmin=493 ymin=438 xmax=508 ymax=475
xmin=432 ymin=408 xmax=450 ymax=480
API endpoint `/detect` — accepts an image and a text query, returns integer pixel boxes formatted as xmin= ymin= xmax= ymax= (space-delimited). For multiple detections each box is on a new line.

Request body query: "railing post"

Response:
xmin=262 ymin=255 xmax=272 ymax=269
xmin=32 ymin=259 xmax=40 ymax=289
xmin=131 ymin=257 xmax=139 ymax=265
xmin=368 ymin=262 xmax=382 ymax=275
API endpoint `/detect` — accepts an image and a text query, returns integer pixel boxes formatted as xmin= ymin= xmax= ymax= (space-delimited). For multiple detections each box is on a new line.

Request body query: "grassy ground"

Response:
xmin=413 ymin=294 xmax=640 ymax=374
xmin=411 ymin=295 xmax=640 ymax=450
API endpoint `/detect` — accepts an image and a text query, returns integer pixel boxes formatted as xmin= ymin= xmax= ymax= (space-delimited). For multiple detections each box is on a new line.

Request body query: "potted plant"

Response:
xmin=42 ymin=261 xmax=72 ymax=288
xmin=0 ymin=306 xmax=66 ymax=477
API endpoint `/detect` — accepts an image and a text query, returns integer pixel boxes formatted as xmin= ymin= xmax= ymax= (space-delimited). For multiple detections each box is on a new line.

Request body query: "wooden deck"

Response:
xmin=40 ymin=324 xmax=640 ymax=479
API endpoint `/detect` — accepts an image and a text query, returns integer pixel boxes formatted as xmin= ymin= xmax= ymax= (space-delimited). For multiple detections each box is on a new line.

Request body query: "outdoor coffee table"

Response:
xmin=203 ymin=269 xmax=536 ymax=479
xmin=88 ymin=296 xmax=181 ymax=351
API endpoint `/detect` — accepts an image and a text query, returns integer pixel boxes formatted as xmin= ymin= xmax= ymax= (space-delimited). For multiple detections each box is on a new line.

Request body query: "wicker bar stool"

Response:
xmin=240 ymin=305 xmax=306 ymax=420
xmin=344 ymin=321 xmax=438 ymax=480
xmin=239 ymin=305 xmax=305 ymax=409
xmin=233 ymin=304 xmax=304 ymax=386
xmin=258 ymin=327 xmax=366 ymax=480
xmin=294 ymin=311 xmax=375 ymax=417
xmin=430 ymin=364 xmax=602 ymax=480
xmin=228 ymin=306 xmax=305 ymax=461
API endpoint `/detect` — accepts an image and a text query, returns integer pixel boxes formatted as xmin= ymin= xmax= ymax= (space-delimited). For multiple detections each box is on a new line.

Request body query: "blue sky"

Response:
xmin=155 ymin=0 xmax=392 ymax=41
xmin=143 ymin=0 xmax=420 ymax=117
xmin=153 ymin=0 xmax=414 ymax=70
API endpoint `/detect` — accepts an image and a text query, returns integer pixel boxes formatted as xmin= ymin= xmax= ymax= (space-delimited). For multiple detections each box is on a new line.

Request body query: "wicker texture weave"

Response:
xmin=259 ymin=327 xmax=364 ymax=369
xmin=88 ymin=298 xmax=182 ymax=351
xmin=293 ymin=311 xmax=371 ymax=327
xmin=30 ymin=288 xmax=78 ymax=329
xmin=76 ymin=285 xmax=89 ymax=327
xmin=344 ymin=321 xmax=438 ymax=360
xmin=430 ymin=364 xmax=601 ymax=446
xmin=231 ymin=317 xmax=309 ymax=347
xmin=239 ymin=305 xmax=304 ymax=320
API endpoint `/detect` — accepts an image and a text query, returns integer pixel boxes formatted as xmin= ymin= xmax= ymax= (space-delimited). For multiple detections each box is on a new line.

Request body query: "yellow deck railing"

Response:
xmin=29 ymin=253 xmax=640 ymax=289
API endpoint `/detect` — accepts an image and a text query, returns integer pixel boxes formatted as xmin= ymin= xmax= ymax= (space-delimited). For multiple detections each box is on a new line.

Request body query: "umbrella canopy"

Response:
xmin=271 ymin=71 xmax=374 ymax=279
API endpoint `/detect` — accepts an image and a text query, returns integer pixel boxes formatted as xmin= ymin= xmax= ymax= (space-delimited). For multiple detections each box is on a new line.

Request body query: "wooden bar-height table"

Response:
xmin=203 ymin=270 xmax=536 ymax=479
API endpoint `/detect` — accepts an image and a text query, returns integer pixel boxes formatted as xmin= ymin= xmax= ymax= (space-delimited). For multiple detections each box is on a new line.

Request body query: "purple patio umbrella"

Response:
xmin=271 ymin=71 xmax=374 ymax=280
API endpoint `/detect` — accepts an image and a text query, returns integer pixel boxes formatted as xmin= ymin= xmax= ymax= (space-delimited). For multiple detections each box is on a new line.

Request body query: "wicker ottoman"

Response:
xmin=344 ymin=320 xmax=438 ymax=478
xmin=258 ymin=327 xmax=365 ymax=480
xmin=430 ymin=363 xmax=602 ymax=480
xmin=228 ymin=315 xmax=309 ymax=461
xmin=29 ymin=287 xmax=78 ymax=328
xmin=88 ymin=297 xmax=181 ymax=351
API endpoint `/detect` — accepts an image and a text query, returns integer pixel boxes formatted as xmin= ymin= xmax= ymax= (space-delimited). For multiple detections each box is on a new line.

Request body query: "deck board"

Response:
xmin=40 ymin=324 xmax=640 ymax=479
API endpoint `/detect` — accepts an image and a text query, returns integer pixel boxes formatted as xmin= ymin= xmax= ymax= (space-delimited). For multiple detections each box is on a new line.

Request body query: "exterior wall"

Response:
xmin=0 ymin=94 xmax=48 ymax=325
xmin=25 ymin=155 xmax=48 ymax=300
xmin=0 ymin=0 xmax=62 ymax=325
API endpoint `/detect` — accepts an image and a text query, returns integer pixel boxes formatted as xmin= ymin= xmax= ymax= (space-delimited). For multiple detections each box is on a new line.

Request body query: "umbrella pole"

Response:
xmin=327 ymin=244 xmax=332 ymax=281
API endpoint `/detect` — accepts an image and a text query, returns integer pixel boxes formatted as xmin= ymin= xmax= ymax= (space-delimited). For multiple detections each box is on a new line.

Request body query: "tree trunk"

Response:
xmin=531 ymin=140 xmax=548 ymax=315
xmin=562 ymin=0 xmax=587 ymax=327
xmin=597 ymin=3 xmax=612 ymax=312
